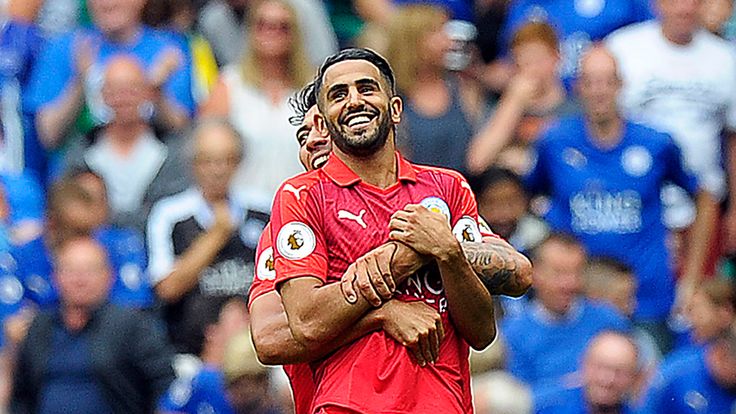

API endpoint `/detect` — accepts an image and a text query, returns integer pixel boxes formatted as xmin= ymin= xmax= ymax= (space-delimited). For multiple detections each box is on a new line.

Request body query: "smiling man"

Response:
xmin=264 ymin=48 xmax=530 ymax=413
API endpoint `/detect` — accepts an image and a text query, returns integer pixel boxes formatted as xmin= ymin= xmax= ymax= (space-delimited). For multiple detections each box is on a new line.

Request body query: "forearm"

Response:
xmin=466 ymin=96 xmax=525 ymax=174
xmin=461 ymin=240 xmax=533 ymax=297
xmin=36 ymin=80 xmax=85 ymax=149
xmin=251 ymin=293 xmax=384 ymax=364
xmin=153 ymin=93 xmax=189 ymax=132
xmin=437 ymin=243 xmax=496 ymax=350
xmin=281 ymin=241 xmax=425 ymax=347
xmin=155 ymin=230 xmax=229 ymax=302
xmin=682 ymin=191 xmax=718 ymax=283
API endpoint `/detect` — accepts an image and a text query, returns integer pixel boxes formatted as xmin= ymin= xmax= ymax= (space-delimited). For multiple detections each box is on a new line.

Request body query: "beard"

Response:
xmin=326 ymin=108 xmax=392 ymax=158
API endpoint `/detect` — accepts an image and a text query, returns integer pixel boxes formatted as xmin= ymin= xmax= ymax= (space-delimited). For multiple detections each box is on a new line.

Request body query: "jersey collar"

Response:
xmin=322 ymin=151 xmax=417 ymax=187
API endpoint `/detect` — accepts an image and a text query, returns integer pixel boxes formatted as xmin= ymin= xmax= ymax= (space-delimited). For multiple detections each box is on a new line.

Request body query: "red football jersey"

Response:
xmin=270 ymin=153 xmax=485 ymax=414
xmin=249 ymin=225 xmax=316 ymax=414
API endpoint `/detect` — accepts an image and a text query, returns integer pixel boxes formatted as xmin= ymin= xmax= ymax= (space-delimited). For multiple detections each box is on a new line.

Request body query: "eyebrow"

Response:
xmin=325 ymin=77 xmax=383 ymax=97
xmin=296 ymin=125 xmax=309 ymax=139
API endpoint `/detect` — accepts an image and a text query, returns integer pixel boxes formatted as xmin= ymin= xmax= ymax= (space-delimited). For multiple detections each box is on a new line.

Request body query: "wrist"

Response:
xmin=436 ymin=238 xmax=462 ymax=263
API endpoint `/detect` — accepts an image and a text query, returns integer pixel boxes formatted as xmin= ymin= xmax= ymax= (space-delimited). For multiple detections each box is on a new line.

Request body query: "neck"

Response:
xmin=106 ymin=24 xmax=141 ymax=44
xmin=105 ymin=123 xmax=149 ymax=156
xmin=62 ymin=305 xmax=92 ymax=332
xmin=587 ymin=115 xmax=623 ymax=149
xmin=335 ymin=139 xmax=398 ymax=189
xmin=200 ymin=344 xmax=225 ymax=368
xmin=258 ymin=55 xmax=290 ymax=82
xmin=201 ymin=189 xmax=228 ymax=205
xmin=662 ymin=25 xmax=694 ymax=46
xmin=587 ymin=401 xmax=624 ymax=414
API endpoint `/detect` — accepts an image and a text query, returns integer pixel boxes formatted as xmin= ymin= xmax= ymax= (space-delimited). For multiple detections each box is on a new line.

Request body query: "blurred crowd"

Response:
xmin=0 ymin=0 xmax=735 ymax=413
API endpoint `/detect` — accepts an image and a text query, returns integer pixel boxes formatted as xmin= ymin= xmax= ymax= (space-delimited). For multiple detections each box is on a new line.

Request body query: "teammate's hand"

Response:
xmin=378 ymin=300 xmax=445 ymax=367
xmin=341 ymin=244 xmax=397 ymax=307
xmin=388 ymin=205 xmax=459 ymax=262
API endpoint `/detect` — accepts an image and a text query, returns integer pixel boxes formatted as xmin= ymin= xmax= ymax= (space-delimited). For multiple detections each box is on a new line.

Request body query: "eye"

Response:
xmin=297 ymin=132 xmax=308 ymax=147
xmin=359 ymin=84 xmax=376 ymax=94
xmin=330 ymin=89 xmax=347 ymax=101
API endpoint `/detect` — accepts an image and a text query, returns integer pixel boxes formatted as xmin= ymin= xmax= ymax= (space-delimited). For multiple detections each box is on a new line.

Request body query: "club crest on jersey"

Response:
xmin=453 ymin=217 xmax=482 ymax=243
xmin=277 ymin=222 xmax=316 ymax=260
xmin=622 ymin=146 xmax=652 ymax=177
xmin=420 ymin=197 xmax=451 ymax=221
xmin=256 ymin=247 xmax=276 ymax=281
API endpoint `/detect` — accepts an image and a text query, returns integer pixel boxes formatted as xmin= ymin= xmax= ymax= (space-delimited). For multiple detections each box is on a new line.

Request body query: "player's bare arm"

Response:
xmin=251 ymin=290 xmax=442 ymax=365
xmin=389 ymin=205 xmax=497 ymax=350
xmin=463 ymin=237 xmax=532 ymax=297
xmin=278 ymin=241 xmax=439 ymax=355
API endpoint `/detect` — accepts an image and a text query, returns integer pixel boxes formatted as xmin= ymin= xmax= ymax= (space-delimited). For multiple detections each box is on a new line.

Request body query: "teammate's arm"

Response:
xmin=389 ymin=205 xmax=497 ymax=350
xmin=278 ymin=242 xmax=428 ymax=351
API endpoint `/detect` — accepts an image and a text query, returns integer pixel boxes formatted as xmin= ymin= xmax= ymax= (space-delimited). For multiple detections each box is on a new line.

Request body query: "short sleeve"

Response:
xmin=662 ymin=137 xmax=699 ymax=196
xmin=248 ymin=224 xmax=277 ymax=308
xmin=24 ymin=32 xmax=75 ymax=112
xmin=443 ymin=172 xmax=485 ymax=243
xmin=270 ymin=179 xmax=328 ymax=287
xmin=146 ymin=202 xmax=177 ymax=284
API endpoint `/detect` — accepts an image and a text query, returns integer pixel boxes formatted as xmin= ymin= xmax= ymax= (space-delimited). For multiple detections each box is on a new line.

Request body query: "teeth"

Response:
xmin=313 ymin=155 xmax=328 ymax=168
xmin=347 ymin=115 xmax=371 ymax=127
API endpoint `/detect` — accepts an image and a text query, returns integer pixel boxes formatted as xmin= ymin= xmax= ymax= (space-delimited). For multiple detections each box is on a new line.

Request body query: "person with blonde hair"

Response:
xmin=201 ymin=0 xmax=314 ymax=200
xmin=386 ymin=4 xmax=486 ymax=174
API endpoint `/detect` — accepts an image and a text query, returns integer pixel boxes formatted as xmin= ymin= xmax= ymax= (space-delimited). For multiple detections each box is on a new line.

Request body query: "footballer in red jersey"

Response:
xmin=267 ymin=49 xmax=530 ymax=414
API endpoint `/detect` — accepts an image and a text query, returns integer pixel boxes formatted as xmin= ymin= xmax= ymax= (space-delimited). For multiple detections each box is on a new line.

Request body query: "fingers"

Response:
xmin=428 ymin=327 xmax=440 ymax=364
xmin=417 ymin=330 xmax=432 ymax=367
xmin=340 ymin=266 xmax=358 ymax=304
xmin=354 ymin=258 xmax=382 ymax=307
xmin=409 ymin=343 xmax=426 ymax=367
xmin=374 ymin=249 xmax=396 ymax=293
xmin=364 ymin=254 xmax=393 ymax=301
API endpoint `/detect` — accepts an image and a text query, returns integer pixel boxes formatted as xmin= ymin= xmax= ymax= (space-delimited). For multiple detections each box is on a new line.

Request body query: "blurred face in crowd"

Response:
xmin=602 ymin=275 xmax=637 ymax=318
xmin=74 ymin=173 xmax=110 ymax=228
xmin=583 ymin=333 xmax=639 ymax=409
xmin=251 ymin=0 xmax=294 ymax=60
xmin=700 ymin=0 xmax=733 ymax=35
xmin=534 ymin=238 xmax=586 ymax=315
xmin=193 ymin=123 xmax=242 ymax=201
xmin=88 ymin=0 xmax=145 ymax=37
xmin=297 ymin=106 xmax=332 ymax=171
xmin=577 ymin=47 xmax=621 ymax=128
xmin=688 ymin=289 xmax=736 ymax=344
xmin=478 ymin=178 xmax=527 ymax=240
xmin=512 ymin=40 xmax=559 ymax=91
xmin=658 ymin=0 xmax=702 ymax=44
xmin=101 ymin=56 xmax=152 ymax=127
xmin=54 ymin=191 xmax=100 ymax=236
xmin=55 ymin=238 xmax=112 ymax=309
xmin=418 ymin=13 xmax=453 ymax=70
xmin=317 ymin=60 xmax=402 ymax=157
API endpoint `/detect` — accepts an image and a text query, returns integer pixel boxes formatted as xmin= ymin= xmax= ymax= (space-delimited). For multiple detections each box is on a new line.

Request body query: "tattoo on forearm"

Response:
xmin=461 ymin=242 xmax=530 ymax=296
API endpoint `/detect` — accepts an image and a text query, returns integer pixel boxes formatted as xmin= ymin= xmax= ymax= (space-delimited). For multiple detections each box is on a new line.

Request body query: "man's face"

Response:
xmin=88 ymin=0 xmax=144 ymax=35
xmin=512 ymin=41 xmax=559 ymax=88
xmin=101 ymin=59 xmax=151 ymax=126
xmin=658 ymin=0 xmax=702 ymax=42
xmin=534 ymin=241 xmax=586 ymax=315
xmin=75 ymin=173 xmax=110 ymax=228
xmin=583 ymin=334 xmax=639 ymax=408
xmin=317 ymin=60 xmax=401 ymax=157
xmin=193 ymin=126 xmax=242 ymax=199
xmin=687 ymin=290 xmax=734 ymax=343
xmin=297 ymin=106 xmax=332 ymax=171
xmin=55 ymin=239 xmax=112 ymax=309
xmin=577 ymin=49 xmax=621 ymax=125
xmin=478 ymin=179 xmax=527 ymax=240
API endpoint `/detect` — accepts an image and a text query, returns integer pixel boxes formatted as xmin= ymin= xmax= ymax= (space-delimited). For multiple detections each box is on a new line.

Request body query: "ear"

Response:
xmin=314 ymin=112 xmax=329 ymax=136
xmin=389 ymin=96 xmax=403 ymax=124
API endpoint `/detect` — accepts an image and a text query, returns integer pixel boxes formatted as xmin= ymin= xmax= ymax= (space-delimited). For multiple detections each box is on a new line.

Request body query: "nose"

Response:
xmin=347 ymin=86 xmax=364 ymax=108
xmin=306 ymin=129 xmax=329 ymax=151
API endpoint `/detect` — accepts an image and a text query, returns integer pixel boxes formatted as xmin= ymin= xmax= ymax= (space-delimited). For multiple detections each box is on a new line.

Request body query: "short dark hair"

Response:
xmin=531 ymin=232 xmax=586 ymax=263
xmin=314 ymin=48 xmax=396 ymax=105
xmin=289 ymin=78 xmax=318 ymax=127
xmin=470 ymin=167 xmax=525 ymax=196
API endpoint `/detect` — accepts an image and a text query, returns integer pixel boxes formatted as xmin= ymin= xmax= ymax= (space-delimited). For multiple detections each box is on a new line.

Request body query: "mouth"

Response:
xmin=341 ymin=110 xmax=378 ymax=133
xmin=310 ymin=151 xmax=330 ymax=169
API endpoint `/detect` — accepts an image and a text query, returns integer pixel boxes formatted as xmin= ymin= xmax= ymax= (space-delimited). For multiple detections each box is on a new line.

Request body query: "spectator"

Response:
xmin=13 ymin=177 xmax=154 ymax=309
xmin=10 ymin=236 xmax=175 ymax=413
xmin=501 ymin=0 xmax=652 ymax=82
xmin=700 ymin=0 xmax=734 ymax=37
xmin=386 ymin=4 xmax=485 ymax=173
xmin=533 ymin=331 xmax=642 ymax=414
xmin=524 ymin=45 xmax=708 ymax=353
xmin=160 ymin=298 xmax=249 ymax=414
xmin=472 ymin=167 xmax=548 ymax=255
xmin=641 ymin=323 xmax=736 ymax=413
xmin=0 ymin=172 xmax=44 ymax=246
xmin=147 ymin=118 xmax=269 ymax=355
xmin=201 ymin=0 xmax=312 ymax=200
xmin=142 ymin=0 xmax=219 ymax=104
xmin=25 ymin=0 xmax=195 ymax=156
xmin=0 ymin=0 xmax=44 ymax=175
xmin=198 ymin=0 xmax=337 ymax=68
xmin=606 ymin=0 xmax=735 ymax=277
xmin=467 ymin=22 xmax=578 ymax=175
xmin=473 ymin=371 xmax=533 ymax=414
xmin=502 ymin=233 xmax=630 ymax=391
xmin=681 ymin=278 xmax=736 ymax=351
xmin=64 ymin=54 xmax=190 ymax=233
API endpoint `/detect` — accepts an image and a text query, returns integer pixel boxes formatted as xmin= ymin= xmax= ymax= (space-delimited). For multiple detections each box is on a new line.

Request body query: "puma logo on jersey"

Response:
xmin=338 ymin=209 xmax=367 ymax=229
xmin=284 ymin=184 xmax=307 ymax=201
